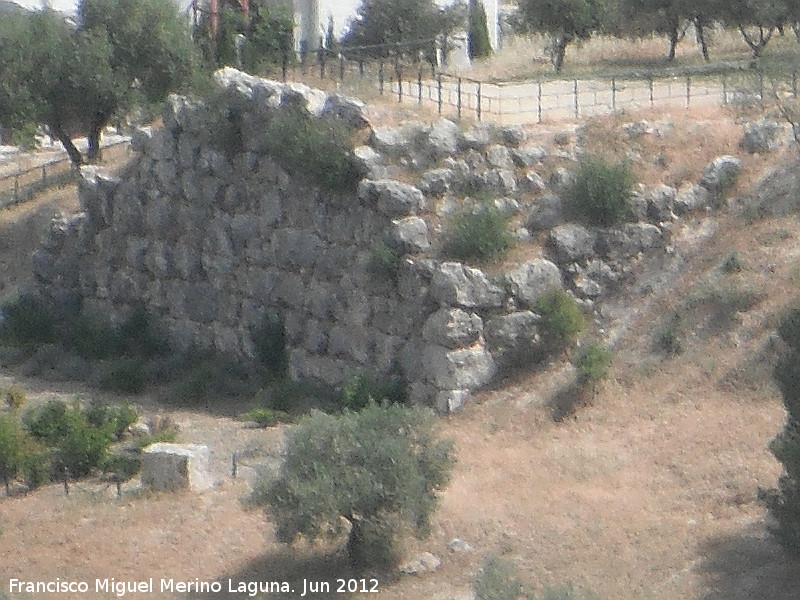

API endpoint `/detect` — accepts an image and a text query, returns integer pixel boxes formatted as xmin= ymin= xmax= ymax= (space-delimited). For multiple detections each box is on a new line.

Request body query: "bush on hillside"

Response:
xmin=535 ymin=289 xmax=585 ymax=354
xmin=564 ymin=156 xmax=635 ymax=227
xmin=441 ymin=201 xmax=514 ymax=264
xmin=253 ymin=403 xmax=454 ymax=572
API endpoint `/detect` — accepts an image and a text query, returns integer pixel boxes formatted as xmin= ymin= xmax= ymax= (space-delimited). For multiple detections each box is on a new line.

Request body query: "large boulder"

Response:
xmin=740 ymin=120 xmax=783 ymax=154
xmin=526 ymin=193 xmax=563 ymax=231
xmin=422 ymin=308 xmax=483 ymax=348
xmin=388 ymin=216 xmax=431 ymax=253
xmin=700 ymin=155 xmax=742 ymax=192
xmin=425 ymin=119 xmax=460 ymax=159
xmin=548 ymin=224 xmax=596 ymax=264
xmin=674 ymin=183 xmax=710 ymax=215
xmin=141 ymin=443 xmax=213 ymax=492
xmin=485 ymin=311 xmax=541 ymax=368
xmin=423 ymin=344 xmax=496 ymax=389
xmin=505 ymin=260 xmax=562 ymax=307
xmin=369 ymin=126 xmax=409 ymax=158
xmin=431 ymin=262 xmax=505 ymax=308
xmin=359 ymin=179 xmax=426 ymax=216
xmin=645 ymin=184 xmax=677 ymax=222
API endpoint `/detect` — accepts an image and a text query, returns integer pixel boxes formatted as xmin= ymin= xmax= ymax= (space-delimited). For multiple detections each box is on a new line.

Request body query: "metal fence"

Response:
xmin=262 ymin=49 xmax=799 ymax=125
xmin=0 ymin=139 xmax=130 ymax=209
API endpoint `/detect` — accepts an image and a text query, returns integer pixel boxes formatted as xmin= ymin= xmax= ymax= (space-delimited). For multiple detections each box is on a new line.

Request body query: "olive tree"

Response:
xmin=254 ymin=403 xmax=454 ymax=571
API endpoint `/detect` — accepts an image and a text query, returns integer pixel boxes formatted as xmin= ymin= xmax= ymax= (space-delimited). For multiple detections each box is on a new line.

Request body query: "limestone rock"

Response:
xmin=321 ymin=93 xmax=368 ymax=129
xmin=460 ymin=122 xmax=496 ymax=150
xmin=674 ymin=183 xmax=710 ymax=215
xmin=700 ymin=155 xmax=742 ymax=192
xmin=426 ymin=119 xmax=461 ymax=159
xmin=422 ymin=308 xmax=483 ymax=348
xmin=505 ymin=260 xmax=562 ymax=307
xmin=548 ymin=224 xmax=596 ymax=264
xmin=740 ymin=120 xmax=783 ymax=153
xmin=645 ymin=184 xmax=677 ymax=222
xmin=448 ymin=538 xmax=474 ymax=553
xmin=389 ymin=216 xmax=431 ymax=253
xmin=359 ymin=179 xmax=426 ymax=216
xmin=141 ymin=443 xmax=213 ymax=492
xmin=420 ymin=168 xmax=454 ymax=196
xmin=526 ymin=193 xmax=563 ymax=231
xmin=400 ymin=552 xmax=441 ymax=575
xmin=424 ymin=344 xmax=496 ymax=389
xmin=369 ymin=126 xmax=408 ymax=157
xmin=512 ymin=145 xmax=547 ymax=168
xmin=436 ymin=389 xmax=471 ymax=413
xmin=484 ymin=311 xmax=540 ymax=367
xmin=500 ymin=124 xmax=526 ymax=147
xmin=431 ymin=262 xmax=505 ymax=308
xmin=486 ymin=144 xmax=514 ymax=169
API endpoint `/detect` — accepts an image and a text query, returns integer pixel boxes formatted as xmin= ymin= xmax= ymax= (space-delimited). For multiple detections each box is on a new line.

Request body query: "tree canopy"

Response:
xmin=341 ymin=0 xmax=463 ymax=59
xmin=0 ymin=0 xmax=196 ymax=165
xmin=254 ymin=403 xmax=454 ymax=570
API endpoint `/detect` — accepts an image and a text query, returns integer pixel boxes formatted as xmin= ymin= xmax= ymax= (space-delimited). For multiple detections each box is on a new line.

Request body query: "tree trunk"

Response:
xmin=695 ymin=18 xmax=710 ymax=62
xmin=86 ymin=123 xmax=103 ymax=163
xmin=739 ymin=26 xmax=774 ymax=59
xmin=346 ymin=517 xmax=365 ymax=569
xmin=668 ymin=26 xmax=679 ymax=61
xmin=50 ymin=123 xmax=83 ymax=167
xmin=552 ymin=34 xmax=572 ymax=73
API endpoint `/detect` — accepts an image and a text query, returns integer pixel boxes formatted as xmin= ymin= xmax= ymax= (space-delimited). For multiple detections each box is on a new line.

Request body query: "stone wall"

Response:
xmin=31 ymin=68 xmax=729 ymax=412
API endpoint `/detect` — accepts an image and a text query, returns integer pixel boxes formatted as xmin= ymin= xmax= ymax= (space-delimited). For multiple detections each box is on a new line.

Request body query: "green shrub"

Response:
xmin=69 ymin=316 xmax=121 ymax=359
xmin=53 ymin=413 xmax=113 ymax=478
xmin=535 ymin=290 xmax=585 ymax=354
xmin=339 ymin=370 xmax=407 ymax=412
xmin=264 ymin=107 xmax=363 ymax=193
xmin=20 ymin=443 xmax=51 ymax=491
xmin=84 ymin=399 xmax=137 ymax=440
xmin=441 ymin=202 xmax=514 ymax=264
xmin=24 ymin=400 xmax=71 ymax=445
xmin=96 ymin=358 xmax=148 ymax=394
xmin=574 ymin=343 xmax=613 ymax=387
xmin=368 ymin=242 xmax=401 ymax=283
xmin=656 ymin=325 xmax=684 ymax=356
xmin=0 ymin=414 xmax=24 ymax=495
xmin=255 ymin=403 xmax=454 ymax=572
xmin=239 ymin=407 xmax=290 ymax=428
xmin=103 ymin=453 xmax=142 ymax=482
xmin=467 ymin=0 xmax=493 ymax=59
xmin=474 ymin=555 xmax=525 ymax=600
xmin=564 ymin=156 xmax=635 ymax=227
xmin=0 ymin=295 xmax=59 ymax=345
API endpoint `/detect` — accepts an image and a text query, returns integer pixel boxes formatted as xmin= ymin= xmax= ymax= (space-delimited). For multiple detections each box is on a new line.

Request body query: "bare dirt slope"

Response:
xmin=1 ymin=110 xmax=799 ymax=600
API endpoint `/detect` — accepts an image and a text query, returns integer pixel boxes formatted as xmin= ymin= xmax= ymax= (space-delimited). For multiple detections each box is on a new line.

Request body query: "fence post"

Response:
xmin=538 ymin=81 xmax=543 ymax=124
xmin=477 ymin=82 xmax=482 ymax=121
xmin=379 ymin=61 xmax=385 ymax=95
xmin=339 ymin=54 xmax=345 ymax=82
xmin=649 ymin=77 xmax=654 ymax=108
xmin=573 ymin=80 xmax=579 ymax=118
xmin=722 ymin=74 xmax=728 ymax=105
xmin=759 ymin=69 xmax=764 ymax=100
xmin=457 ymin=77 xmax=462 ymax=120
xmin=397 ymin=65 xmax=403 ymax=102
xmin=42 ymin=165 xmax=46 ymax=184
xmin=611 ymin=77 xmax=616 ymax=111
xmin=438 ymin=73 xmax=443 ymax=114
xmin=418 ymin=68 xmax=423 ymax=105
xmin=13 ymin=175 xmax=19 ymax=204
xmin=685 ymin=75 xmax=691 ymax=108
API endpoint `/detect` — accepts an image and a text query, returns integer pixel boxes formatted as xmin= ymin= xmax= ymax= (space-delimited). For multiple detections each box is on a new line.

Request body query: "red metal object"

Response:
xmin=207 ymin=0 xmax=249 ymax=36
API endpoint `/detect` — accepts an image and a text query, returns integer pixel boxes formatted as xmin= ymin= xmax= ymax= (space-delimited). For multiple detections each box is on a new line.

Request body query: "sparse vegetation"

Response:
xmin=474 ymin=554 xmax=525 ymax=600
xmin=368 ymin=241 xmax=402 ymax=283
xmin=4 ymin=384 xmax=27 ymax=412
xmin=535 ymin=289 xmax=585 ymax=354
xmin=721 ymin=251 xmax=745 ymax=273
xmin=238 ymin=407 xmax=290 ymax=428
xmin=263 ymin=107 xmax=364 ymax=193
xmin=338 ymin=370 xmax=407 ymax=411
xmin=575 ymin=343 xmax=613 ymax=388
xmin=0 ymin=295 xmax=59 ymax=346
xmin=253 ymin=403 xmax=454 ymax=572
xmin=564 ymin=156 xmax=635 ymax=227
xmin=441 ymin=201 xmax=514 ymax=264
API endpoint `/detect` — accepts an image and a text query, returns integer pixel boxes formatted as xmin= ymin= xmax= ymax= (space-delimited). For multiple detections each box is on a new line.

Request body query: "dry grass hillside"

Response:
xmin=1 ymin=104 xmax=800 ymax=600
